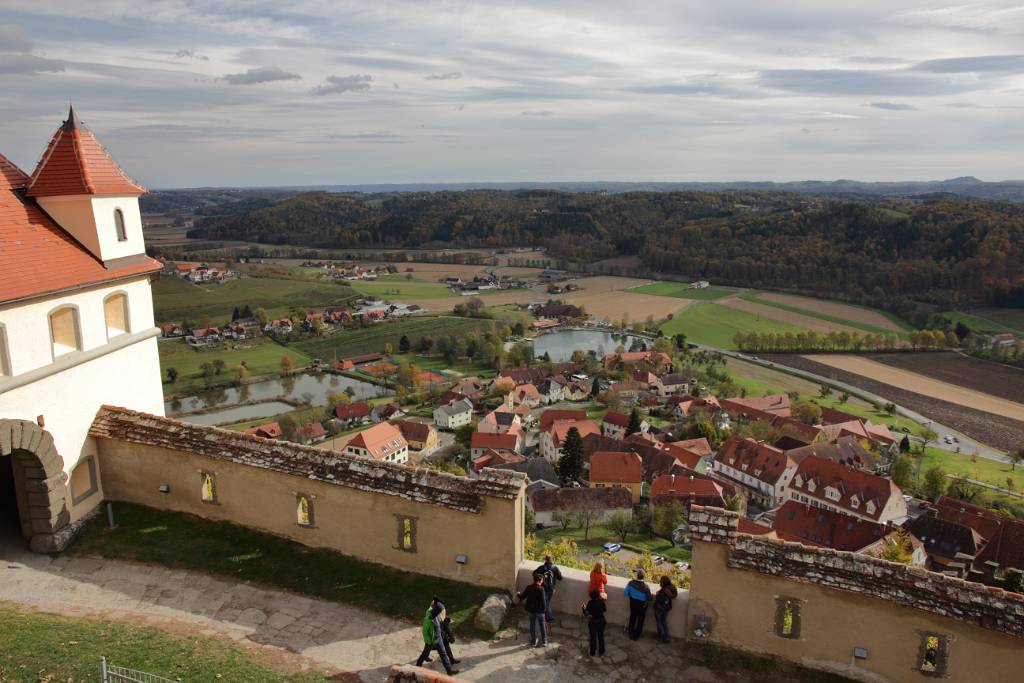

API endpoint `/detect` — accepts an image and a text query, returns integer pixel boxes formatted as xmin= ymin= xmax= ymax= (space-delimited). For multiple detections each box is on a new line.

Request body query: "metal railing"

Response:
xmin=100 ymin=657 xmax=180 ymax=683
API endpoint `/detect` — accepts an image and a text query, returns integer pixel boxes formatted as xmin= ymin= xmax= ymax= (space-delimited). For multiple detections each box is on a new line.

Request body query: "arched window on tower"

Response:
xmin=114 ymin=208 xmax=127 ymax=242
xmin=103 ymin=292 xmax=130 ymax=339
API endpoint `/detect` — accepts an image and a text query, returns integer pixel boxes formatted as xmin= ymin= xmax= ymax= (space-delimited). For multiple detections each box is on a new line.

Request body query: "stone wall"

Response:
xmin=91 ymin=407 xmax=525 ymax=588
xmin=687 ymin=505 xmax=1023 ymax=683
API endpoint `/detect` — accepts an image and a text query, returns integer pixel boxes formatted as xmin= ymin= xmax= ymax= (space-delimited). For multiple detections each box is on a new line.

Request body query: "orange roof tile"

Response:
xmin=590 ymin=451 xmax=643 ymax=484
xmin=26 ymin=107 xmax=145 ymax=197
xmin=348 ymin=422 xmax=407 ymax=461
xmin=0 ymin=152 xmax=159 ymax=305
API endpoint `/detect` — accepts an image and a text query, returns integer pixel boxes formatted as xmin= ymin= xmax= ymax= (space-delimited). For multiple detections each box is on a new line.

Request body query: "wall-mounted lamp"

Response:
xmin=853 ymin=647 xmax=869 ymax=660
xmin=159 ymin=484 xmax=170 ymax=494
xmin=455 ymin=554 xmax=468 ymax=565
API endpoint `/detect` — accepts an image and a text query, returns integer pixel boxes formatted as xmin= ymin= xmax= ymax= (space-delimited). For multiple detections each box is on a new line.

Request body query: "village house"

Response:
xmin=395 ymin=419 xmax=440 ymax=456
xmin=540 ymin=417 xmax=600 ymax=462
xmin=344 ymin=422 xmax=409 ymax=464
xmin=649 ymin=473 xmax=727 ymax=509
xmin=601 ymin=410 xmax=649 ymax=439
xmin=772 ymin=500 xmax=924 ymax=563
xmin=711 ymin=436 xmax=798 ymax=508
xmin=371 ymin=403 xmax=405 ymax=423
xmin=588 ymin=451 xmax=644 ymax=504
xmin=788 ymin=454 xmax=907 ymax=525
xmin=471 ymin=449 xmax=527 ymax=475
xmin=602 ymin=350 xmax=673 ymax=374
xmin=720 ymin=393 xmax=791 ymax=419
xmin=186 ymin=326 xmax=222 ymax=346
xmin=512 ymin=383 xmax=542 ymax=407
xmin=0 ymin=107 xmax=166 ymax=551
xmin=243 ymin=421 xmax=282 ymax=439
xmin=902 ymin=514 xmax=984 ymax=576
xmin=433 ymin=398 xmax=473 ymax=430
xmin=470 ymin=431 xmax=522 ymax=459
xmin=536 ymin=377 xmax=565 ymax=404
xmin=527 ymin=486 xmax=632 ymax=528
xmin=333 ymin=401 xmax=371 ymax=428
xmin=934 ymin=496 xmax=1024 ymax=583
xmin=658 ymin=372 xmax=691 ymax=396
xmin=295 ymin=422 xmax=327 ymax=443
xmin=477 ymin=406 xmax=522 ymax=435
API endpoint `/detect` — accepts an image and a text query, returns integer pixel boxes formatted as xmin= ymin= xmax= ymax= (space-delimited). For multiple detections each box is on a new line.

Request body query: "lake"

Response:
xmin=167 ymin=371 xmax=390 ymax=422
xmin=181 ymin=401 xmax=297 ymax=426
xmin=531 ymin=329 xmax=647 ymax=362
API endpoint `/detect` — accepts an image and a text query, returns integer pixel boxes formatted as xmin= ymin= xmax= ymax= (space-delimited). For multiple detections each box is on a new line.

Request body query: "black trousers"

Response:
xmin=416 ymin=640 xmax=454 ymax=674
xmin=588 ymin=621 xmax=606 ymax=655
xmin=628 ymin=600 xmax=647 ymax=640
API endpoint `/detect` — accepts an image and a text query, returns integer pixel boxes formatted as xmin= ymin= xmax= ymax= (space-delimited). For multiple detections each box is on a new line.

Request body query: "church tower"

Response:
xmin=25 ymin=105 xmax=148 ymax=266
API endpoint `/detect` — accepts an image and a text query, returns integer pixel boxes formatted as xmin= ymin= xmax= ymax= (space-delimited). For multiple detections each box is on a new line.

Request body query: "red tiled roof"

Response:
xmin=244 ymin=421 xmax=282 ymax=439
xmin=790 ymin=455 xmax=901 ymax=521
xmin=296 ymin=423 xmax=326 ymax=439
xmin=773 ymin=500 xmax=887 ymax=551
xmin=661 ymin=442 xmax=705 ymax=470
xmin=473 ymin=449 xmax=527 ymax=472
xmin=590 ymin=451 xmax=643 ymax=484
xmin=721 ymin=394 xmax=791 ymax=417
xmin=670 ymin=437 xmax=713 ymax=457
xmin=529 ymin=485 xmax=632 ymax=512
xmin=714 ymin=436 xmax=792 ymax=487
xmin=935 ymin=496 xmax=1004 ymax=540
xmin=334 ymin=402 xmax=371 ymax=420
xmin=471 ymin=431 xmax=520 ymax=451
xmin=650 ymin=473 xmax=724 ymax=501
xmin=549 ymin=419 xmax=600 ymax=447
xmin=540 ymin=409 xmax=588 ymax=431
xmin=602 ymin=411 xmax=630 ymax=427
xmin=396 ymin=420 xmax=434 ymax=443
xmin=0 ymin=151 xmax=159 ymax=305
xmin=348 ymin=422 xmax=407 ymax=461
xmin=27 ymin=107 xmax=146 ymax=197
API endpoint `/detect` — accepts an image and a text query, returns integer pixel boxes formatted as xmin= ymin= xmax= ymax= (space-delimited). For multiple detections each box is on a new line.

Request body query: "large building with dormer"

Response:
xmin=0 ymin=108 xmax=164 ymax=550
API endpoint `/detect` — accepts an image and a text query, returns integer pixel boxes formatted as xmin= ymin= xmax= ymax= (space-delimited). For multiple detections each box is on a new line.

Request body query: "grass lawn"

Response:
xmin=0 ymin=604 xmax=328 ymax=683
xmin=943 ymin=309 xmax=1024 ymax=335
xmin=739 ymin=292 xmax=909 ymax=336
xmin=917 ymin=447 xmax=1023 ymax=493
xmin=293 ymin=316 xmax=503 ymax=360
xmin=67 ymin=503 xmax=497 ymax=633
xmin=661 ymin=303 xmax=807 ymax=348
xmin=969 ymin=307 xmax=1024 ymax=334
xmin=533 ymin=524 xmax=691 ymax=563
xmin=631 ymin=282 xmax=735 ymax=300
xmin=153 ymin=276 xmax=357 ymax=325
xmin=159 ymin=339 xmax=311 ymax=395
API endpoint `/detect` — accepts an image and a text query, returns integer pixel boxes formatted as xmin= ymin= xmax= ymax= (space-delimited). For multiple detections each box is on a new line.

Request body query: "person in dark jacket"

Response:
xmin=415 ymin=599 xmax=460 ymax=674
xmin=582 ymin=589 xmax=607 ymax=656
xmin=517 ymin=571 xmax=549 ymax=647
xmin=653 ymin=575 xmax=678 ymax=643
xmin=624 ymin=568 xmax=653 ymax=640
xmin=534 ymin=555 xmax=563 ymax=624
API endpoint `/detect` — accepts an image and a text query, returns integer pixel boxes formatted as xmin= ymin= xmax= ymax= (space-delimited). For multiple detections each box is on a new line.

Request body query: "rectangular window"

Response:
xmin=201 ymin=471 xmax=217 ymax=503
xmin=918 ymin=633 xmax=948 ymax=676
xmin=70 ymin=455 xmax=98 ymax=505
xmin=774 ymin=597 xmax=801 ymax=639
xmin=396 ymin=515 xmax=417 ymax=552
xmin=0 ymin=323 xmax=9 ymax=376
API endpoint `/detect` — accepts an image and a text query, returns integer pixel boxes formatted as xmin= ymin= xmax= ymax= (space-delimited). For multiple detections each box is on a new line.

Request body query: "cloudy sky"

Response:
xmin=1 ymin=0 xmax=1023 ymax=187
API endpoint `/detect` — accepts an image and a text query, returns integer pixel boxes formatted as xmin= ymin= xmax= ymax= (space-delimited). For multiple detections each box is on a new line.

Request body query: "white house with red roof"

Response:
xmin=788 ymin=455 xmax=907 ymax=524
xmin=540 ymin=417 xmax=600 ymax=462
xmin=0 ymin=108 xmax=165 ymax=549
xmin=344 ymin=422 xmax=409 ymax=464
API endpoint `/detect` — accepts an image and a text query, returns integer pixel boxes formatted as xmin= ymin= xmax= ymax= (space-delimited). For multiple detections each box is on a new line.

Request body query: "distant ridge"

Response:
xmin=156 ymin=178 xmax=1024 ymax=201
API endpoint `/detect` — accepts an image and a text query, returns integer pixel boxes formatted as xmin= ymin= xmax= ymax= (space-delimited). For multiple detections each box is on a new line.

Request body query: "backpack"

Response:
xmin=421 ymin=608 xmax=435 ymax=644
xmin=655 ymin=589 xmax=673 ymax=613
xmin=539 ymin=565 xmax=555 ymax=590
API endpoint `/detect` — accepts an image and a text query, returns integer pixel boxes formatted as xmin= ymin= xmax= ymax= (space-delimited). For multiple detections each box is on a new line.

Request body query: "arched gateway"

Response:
xmin=0 ymin=419 xmax=71 ymax=552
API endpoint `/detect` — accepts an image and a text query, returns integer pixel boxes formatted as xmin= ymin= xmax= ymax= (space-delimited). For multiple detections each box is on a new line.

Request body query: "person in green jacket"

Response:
xmin=415 ymin=598 xmax=459 ymax=675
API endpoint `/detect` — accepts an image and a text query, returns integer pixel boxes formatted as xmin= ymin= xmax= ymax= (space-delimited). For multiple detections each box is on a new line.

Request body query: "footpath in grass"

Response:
xmin=67 ymin=503 xmax=496 ymax=632
xmin=0 ymin=604 xmax=328 ymax=683
xmin=661 ymin=303 xmax=807 ymax=348
xmin=738 ymin=292 xmax=908 ymax=336
xmin=631 ymin=282 xmax=735 ymax=300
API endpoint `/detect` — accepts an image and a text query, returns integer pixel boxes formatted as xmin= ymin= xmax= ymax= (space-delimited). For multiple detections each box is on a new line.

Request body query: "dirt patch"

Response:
xmin=565 ymin=290 xmax=696 ymax=321
xmin=720 ymin=298 xmax=865 ymax=335
xmin=866 ymin=352 xmax=1024 ymax=404
xmin=804 ymin=354 xmax=1024 ymax=422
xmin=757 ymin=293 xmax=906 ymax=332
xmin=766 ymin=355 xmax=1024 ymax=452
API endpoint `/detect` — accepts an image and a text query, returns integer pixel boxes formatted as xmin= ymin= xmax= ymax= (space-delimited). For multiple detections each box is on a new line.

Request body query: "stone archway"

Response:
xmin=0 ymin=419 xmax=71 ymax=552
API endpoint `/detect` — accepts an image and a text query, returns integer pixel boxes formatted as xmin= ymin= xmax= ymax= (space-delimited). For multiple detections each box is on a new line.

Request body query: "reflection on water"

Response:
xmin=167 ymin=371 xmax=389 ymax=415
xmin=180 ymin=401 xmax=297 ymax=426
xmin=531 ymin=329 xmax=647 ymax=362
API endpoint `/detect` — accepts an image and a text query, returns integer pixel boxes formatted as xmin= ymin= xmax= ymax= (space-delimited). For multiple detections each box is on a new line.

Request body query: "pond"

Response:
xmin=531 ymin=329 xmax=648 ymax=362
xmin=180 ymin=401 xmax=297 ymax=426
xmin=166 ymin=371 xmax=390 ymax=420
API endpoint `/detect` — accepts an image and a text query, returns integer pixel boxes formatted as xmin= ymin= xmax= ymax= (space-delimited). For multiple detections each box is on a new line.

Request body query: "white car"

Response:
xmin=675 ymin=561 xmax=690 ymax=571
xmin=652 ymin=555 xmax=666 ymax=565
xmin=944 ymin=434 xmax=953 ymax=444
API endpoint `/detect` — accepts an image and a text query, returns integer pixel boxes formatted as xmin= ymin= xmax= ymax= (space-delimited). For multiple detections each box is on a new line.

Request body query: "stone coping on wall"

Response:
xmin=90 ymin=406 xmax=525 ymax=513
xmin=689 ymin=505 xmax=1024 ymax=639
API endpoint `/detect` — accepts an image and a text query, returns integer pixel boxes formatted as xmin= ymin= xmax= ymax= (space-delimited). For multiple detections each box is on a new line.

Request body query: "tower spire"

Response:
xmin=62 ymin=104 xmax=79 ymax=132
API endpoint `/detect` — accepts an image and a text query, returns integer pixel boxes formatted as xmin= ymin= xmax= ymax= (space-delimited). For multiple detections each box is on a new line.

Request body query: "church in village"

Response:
xmin=0 ymin=107 xmax=166 ymax=550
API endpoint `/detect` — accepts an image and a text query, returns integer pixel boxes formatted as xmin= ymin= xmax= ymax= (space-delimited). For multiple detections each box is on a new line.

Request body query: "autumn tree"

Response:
xmin=280 ymin=355 xmax=295 ymax=373
xmin=791 ymin=401 xmax=822 ymax=425
xmin=607 ymin=510 xmax=634 ymax=542
xmin=890 ymin=456 xmax=914 ymax=492
xmin=873 ymin=530 xmax=914 ymax=565
xmin=651 ymin=501 xmax=687 ymax=546
xmin=922 ymin=465 xmax=948 ymax=501
xmin=1008 ymin=447 xmax=1024 ymax=471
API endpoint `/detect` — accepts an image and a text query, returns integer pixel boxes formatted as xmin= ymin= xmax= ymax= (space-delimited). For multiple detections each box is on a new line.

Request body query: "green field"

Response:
xmin=944 ymin=309 xmax=1024 ymax=335
xmin=292 ymin=315 xmax=502 ymax=360
xmin=919 ymin=447 xmax=1021 ymax=493
xmin=159 ymin=338 xmax=310 ymax=394
xmin=631 ymin=282 xmax=735 ymax=300
xmin=0 ymin=605 xmax=327 ymax=683
xmin=350 ymin=279 xmax=455 ymax=299
xmin=740 ymin=291 xmax=911 ymax=335
xmin=153 ymin=276 xmax=358 ymax=325
xmin=661 ymin=303 xmax=807 ymax=348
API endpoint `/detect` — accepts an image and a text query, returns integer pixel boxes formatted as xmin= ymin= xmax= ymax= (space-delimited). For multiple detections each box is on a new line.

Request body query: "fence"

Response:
xmin=100 ymin=657 xmax=180 ymax=683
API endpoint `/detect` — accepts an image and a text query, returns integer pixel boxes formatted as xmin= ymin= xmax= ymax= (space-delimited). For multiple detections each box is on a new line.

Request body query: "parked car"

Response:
xmin=652 ymin=555 xmax=666 ymax=565
xmin=944 ymin=434 xmax=953 ymax=444
xmin=675 ymin=561 xmax=690 ymax=571
xmin=602 ymin=542 xmax=622 ymax=553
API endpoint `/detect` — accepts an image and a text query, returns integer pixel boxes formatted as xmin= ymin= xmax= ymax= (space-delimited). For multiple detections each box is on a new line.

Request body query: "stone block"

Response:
xmin=474 ymin=593 xmax=511 ymax=633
